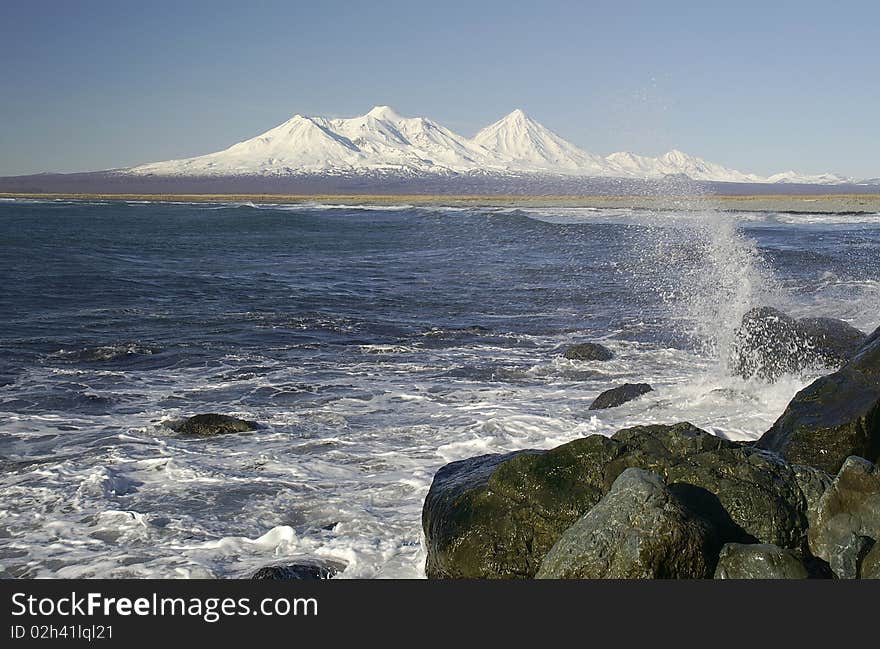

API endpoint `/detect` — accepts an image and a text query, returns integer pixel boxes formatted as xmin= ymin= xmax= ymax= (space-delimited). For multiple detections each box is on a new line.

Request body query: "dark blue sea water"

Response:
xmin=0 ymin=198 xmax=877 ymax=577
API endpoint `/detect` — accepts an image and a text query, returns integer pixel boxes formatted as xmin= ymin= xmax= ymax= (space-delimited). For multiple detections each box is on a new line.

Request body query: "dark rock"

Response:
xmin=423 ymin=422 xmax=813 ymax=579
xmin=168 ymin=413 xmax=260 ymax=436
xmin=791 ymin=465 xmax=834 ymax=530
xmin=757 ymin=328 xmax=880 ymax=473
xmin=827 ymin=533 xmax=875 ymax=579
xmin=660 ymin=451 xmax=808 ymax=551
xmin=729 ymin=307 xmax=865 ymax=381
xmin=251 ymin=559 xmax=345 ymax=580
xmin=808 ymin=456 xmax=880 ymax=572
xmin=730 ymin=307 xmax=801 ymax=381
xmin=536 ymin=469 xmax=718 ymax=579
xmin=606 ymin=424 xmax=810 ymax=550
xmin=563 ymin=343 xmax=614 ymax=362
xmin=713 ymin=543 xmax=809 ymax=579
xmin=589 ymin=383 xmax=653 ymax=410
xmin=802 ymin=556 xmax=836 ymax=579
xmin=798 ymin=317 xmax=867 ymax=364
xmin=862 ymin=542 xmax=880 ymax=578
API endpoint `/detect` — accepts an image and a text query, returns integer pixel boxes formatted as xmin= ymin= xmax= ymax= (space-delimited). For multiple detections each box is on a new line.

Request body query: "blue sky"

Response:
xmin=1 ymin=0 xmax=878 ymax=177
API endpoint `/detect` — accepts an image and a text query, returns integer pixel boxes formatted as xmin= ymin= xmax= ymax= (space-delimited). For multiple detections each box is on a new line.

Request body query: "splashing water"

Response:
xmin=632 ymin=209 xmax=780 ymax=370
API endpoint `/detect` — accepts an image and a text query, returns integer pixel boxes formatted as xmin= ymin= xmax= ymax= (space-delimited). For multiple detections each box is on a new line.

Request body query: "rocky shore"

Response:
xmin=422 ymin=313 xmax=880 ymax=579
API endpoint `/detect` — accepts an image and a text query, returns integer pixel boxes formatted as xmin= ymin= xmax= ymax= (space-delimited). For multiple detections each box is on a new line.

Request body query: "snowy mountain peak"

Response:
xmin=500 ymin=108 xmax=530 ymax=122
xmin=473 ymin=109 xmax=607 ymax=173
xmin=661 ymin=149 xmax=690 ymax=164
xmin=124 ymin=106 xmax=860 ymax=184
xmin=365 ymin=105 xmax=403 ymax=121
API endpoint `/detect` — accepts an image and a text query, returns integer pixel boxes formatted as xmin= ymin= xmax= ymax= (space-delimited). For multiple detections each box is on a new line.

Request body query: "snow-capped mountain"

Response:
xmin=604 ymin=150 xmax=763 ymax=183
xmin=766 ymin=171 xmax=853 ymax=185
xmin=130 ymin=106 xmax=492 ymax=176
xmin=125 ymin=106 xmax=856 ymax=184
xmin=471 ymin=109 xmax=609 ymax=175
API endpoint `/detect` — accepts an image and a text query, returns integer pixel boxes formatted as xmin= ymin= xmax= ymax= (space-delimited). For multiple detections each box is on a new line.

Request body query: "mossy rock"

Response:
xmin=423 ymin=423 xmax=814 ymax=579
xmin=562 ymin=343 xmax=614 ymax=362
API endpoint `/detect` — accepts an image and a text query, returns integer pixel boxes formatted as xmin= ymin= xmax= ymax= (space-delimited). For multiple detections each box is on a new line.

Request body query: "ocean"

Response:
xmin=0 ymin=198 xmax=878 ymax=578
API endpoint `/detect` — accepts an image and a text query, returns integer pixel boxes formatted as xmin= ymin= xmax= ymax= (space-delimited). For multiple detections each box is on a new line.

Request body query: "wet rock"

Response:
xmin=588 ymin=383 xmax=653 ymax=410
xmin=798 ymin=317 xmax=867 ymax=364
xmin=422 ymin=445 xmax=609 ymax=579
xmin=423 ymin=422 xmax=813 ymax=579
xmin=713 ymin=543 xmax=808 ymax=579
xmin=757 ymin=328 xmax=880 ymax=473
xmin=730 ymin=307 xmax=801 ymax=381
xmin=861 ymin=542 xmax=880 ymax=578
xmin=168 ymin=413 xmax=260 ymax=436
xmin=604 ymin=424 xmax=810 ymax=550
xmin=536 ymin=469 xmax=717 ymax=579
xmin=562 ymin=342 xmax=614 ymax=362
xmin=251 ymin=559 xmax=345 ymax=580
xmin=791 ymin=465 xmax=834 ymax=530
xmin=808 ymin=456 xmax=880 ymax=573
xmin=729 ymin=307 xmax=865 ymax=381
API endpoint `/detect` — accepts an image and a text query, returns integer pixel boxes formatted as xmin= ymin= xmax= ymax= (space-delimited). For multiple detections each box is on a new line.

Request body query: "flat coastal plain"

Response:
xmin=2 ymin=193 xmax=880 ymax=213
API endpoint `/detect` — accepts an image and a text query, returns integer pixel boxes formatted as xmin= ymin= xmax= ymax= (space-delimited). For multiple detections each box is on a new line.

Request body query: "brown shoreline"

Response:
xmin=2 ymin=192 xmax=880 ymax=213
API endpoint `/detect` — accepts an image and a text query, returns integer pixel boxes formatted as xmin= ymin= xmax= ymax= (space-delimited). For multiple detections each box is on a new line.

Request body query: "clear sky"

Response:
xmin=2 ymin=0 xmax=877 ymax=178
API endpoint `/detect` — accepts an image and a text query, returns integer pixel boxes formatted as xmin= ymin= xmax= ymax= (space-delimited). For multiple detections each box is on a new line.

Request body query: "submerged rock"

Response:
xmin=729 ymin=307 xmax=865 ymax=381
xmin=251 ymin=559 xmax=345 ymax=580
xmin=588 ymin=383 xmax=653 ymax=410
xmin=757 ymin=328 xmax=880 ymax=473
xmin=562 ymin=342 xmax=614 ymax=362
xmin=713 ymin=543 xmax=808 ymax=579
xmin=808 ymin=456 xmax=880 ymax=576
xmin=423 ymin=422 xmax=814 ymax=579
xmin=536 ymin=469 xmax=717 ymax=579
xmin=168 ymin=413 xmax=260 ymax=436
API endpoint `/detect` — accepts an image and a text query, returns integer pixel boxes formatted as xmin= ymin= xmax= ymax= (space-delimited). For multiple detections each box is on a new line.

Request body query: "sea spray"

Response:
xmin=628 ymin=208 xmax=780 ymax=372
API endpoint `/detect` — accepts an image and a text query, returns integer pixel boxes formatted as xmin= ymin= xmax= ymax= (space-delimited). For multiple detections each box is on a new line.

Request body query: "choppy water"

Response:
xmin=0 ymin=198 xmax=877 ymax=578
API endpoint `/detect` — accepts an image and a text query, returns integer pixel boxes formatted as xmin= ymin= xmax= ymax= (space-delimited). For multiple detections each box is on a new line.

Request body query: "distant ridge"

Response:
xmin=119 ymin=106 xmax=862 ymax=185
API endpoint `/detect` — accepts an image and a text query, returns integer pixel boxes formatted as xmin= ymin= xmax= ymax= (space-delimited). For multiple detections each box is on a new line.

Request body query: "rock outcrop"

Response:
xmin=423 ymin=423 xmax=815 ymax=578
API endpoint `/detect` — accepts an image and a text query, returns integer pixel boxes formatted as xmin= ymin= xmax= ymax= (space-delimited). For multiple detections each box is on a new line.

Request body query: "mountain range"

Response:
xmin=123 ymin=106 xmax=866 ymax=185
